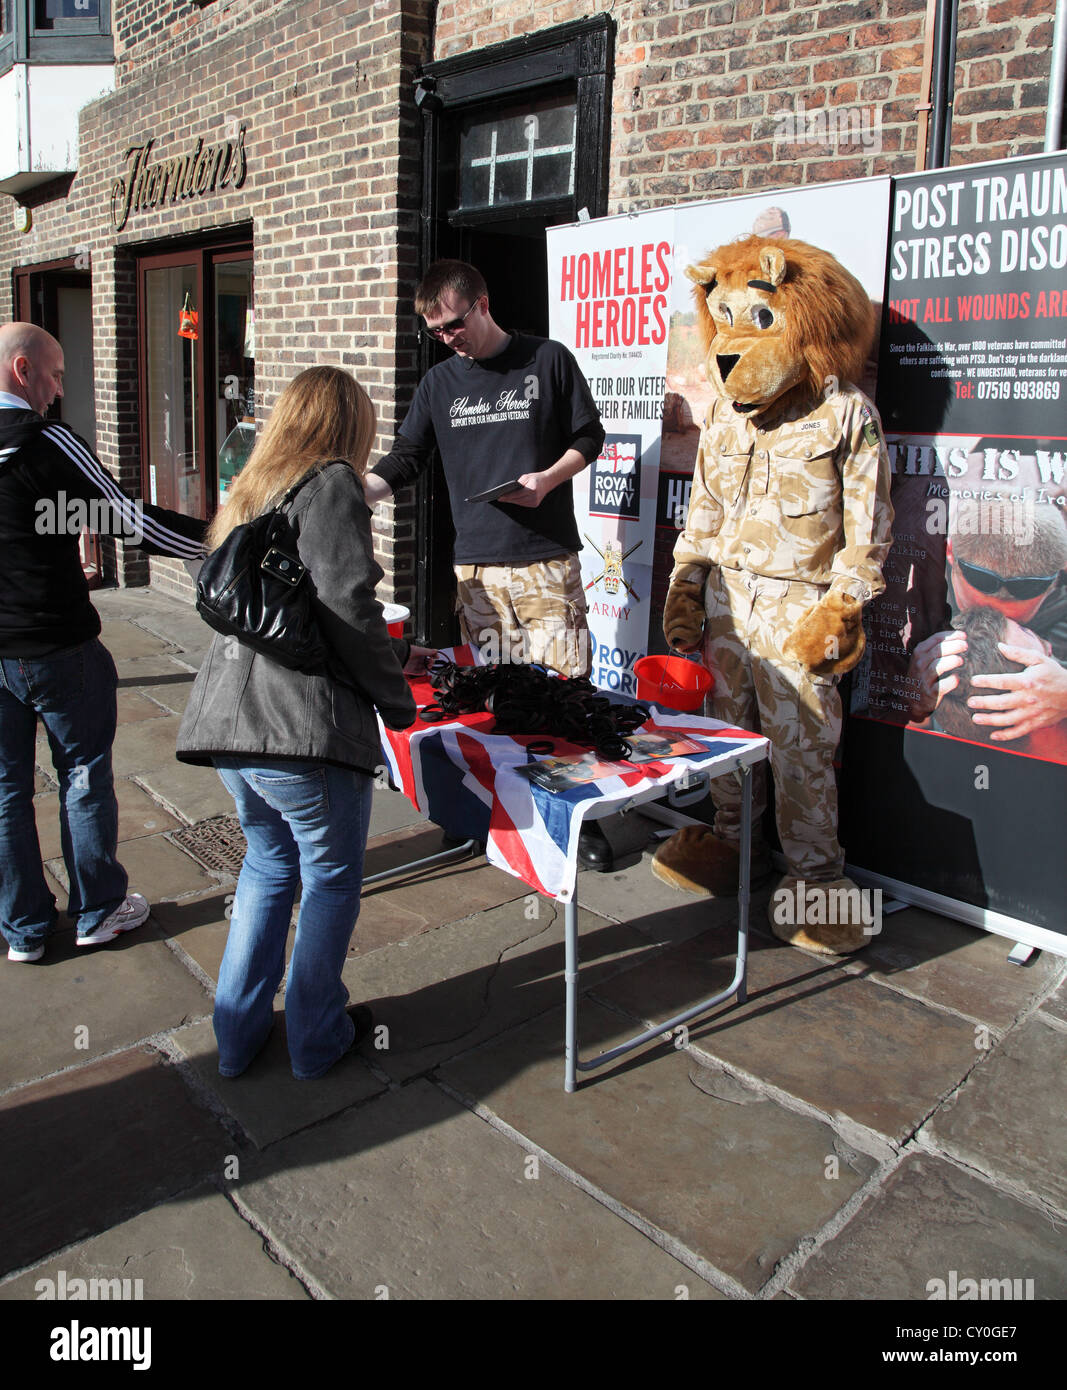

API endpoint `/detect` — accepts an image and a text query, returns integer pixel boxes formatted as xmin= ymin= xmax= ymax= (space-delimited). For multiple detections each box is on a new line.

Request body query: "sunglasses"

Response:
xmin=956 ymin=558 xmax=1060 ymax=601
xmin=421 ymin=299 xmax=480 ymax=342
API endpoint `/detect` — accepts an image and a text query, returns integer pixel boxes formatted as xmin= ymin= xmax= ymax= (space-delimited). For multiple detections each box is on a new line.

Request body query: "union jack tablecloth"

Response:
xmin=377 ymin=649 xmax=768 ymax=904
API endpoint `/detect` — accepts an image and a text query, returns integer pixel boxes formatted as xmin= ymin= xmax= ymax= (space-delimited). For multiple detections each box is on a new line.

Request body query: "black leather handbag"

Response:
xmin=195 ymin=470 xmax=330 ymax=673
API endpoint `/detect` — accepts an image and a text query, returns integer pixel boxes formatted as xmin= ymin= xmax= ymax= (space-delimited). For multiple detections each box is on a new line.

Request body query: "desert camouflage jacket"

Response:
xmin=671 ymin=385 xmax=894 ymax=603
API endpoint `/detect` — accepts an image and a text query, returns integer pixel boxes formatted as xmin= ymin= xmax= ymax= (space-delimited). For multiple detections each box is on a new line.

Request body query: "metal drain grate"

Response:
xmin=172 ymin=815 xmax=248 ymax=876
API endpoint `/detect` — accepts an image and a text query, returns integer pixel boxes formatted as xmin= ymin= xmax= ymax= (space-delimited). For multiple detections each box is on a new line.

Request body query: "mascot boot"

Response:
xmin=651 ymin=825 xmax=773 ymax=897
xmin=768 ymin=875 xmax=874 ymax=955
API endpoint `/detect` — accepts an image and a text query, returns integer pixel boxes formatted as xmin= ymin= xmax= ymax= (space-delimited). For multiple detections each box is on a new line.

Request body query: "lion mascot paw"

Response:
xmin=783 ymin=591 xmax=866 ymax=676
xmin=662 ymin=579 xmax=706 ymax=654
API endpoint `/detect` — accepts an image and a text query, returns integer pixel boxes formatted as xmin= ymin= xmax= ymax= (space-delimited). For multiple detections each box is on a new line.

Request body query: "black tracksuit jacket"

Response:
xmin=0 ymin=406 xmax=206 ymax=658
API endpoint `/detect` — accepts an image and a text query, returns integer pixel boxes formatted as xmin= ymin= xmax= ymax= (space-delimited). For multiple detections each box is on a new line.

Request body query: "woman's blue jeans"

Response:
xmin=213 ymin=759 xmax=372 ymax=1080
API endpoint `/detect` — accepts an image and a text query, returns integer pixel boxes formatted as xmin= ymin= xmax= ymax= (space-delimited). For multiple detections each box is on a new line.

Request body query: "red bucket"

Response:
xmin=633 ymin=655 xmax=713 ymax=711
xmin=381 ymin=602 xmax=409 ymax=639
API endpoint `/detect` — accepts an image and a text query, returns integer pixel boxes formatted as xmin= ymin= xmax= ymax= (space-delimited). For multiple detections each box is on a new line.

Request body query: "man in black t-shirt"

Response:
xmin=365 ymin=261 xmax=612 ymax=866
xmin=365 ymin=260 xmax=604 ymax=680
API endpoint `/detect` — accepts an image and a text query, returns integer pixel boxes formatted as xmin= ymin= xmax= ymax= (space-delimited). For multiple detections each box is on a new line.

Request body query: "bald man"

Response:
xmin=0 ymin=323 xmax=206 ymax=962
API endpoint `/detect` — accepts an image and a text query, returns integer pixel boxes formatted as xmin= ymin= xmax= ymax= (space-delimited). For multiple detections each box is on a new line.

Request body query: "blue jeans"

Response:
xmin=213 ymin=759 xmax=372 ymax=1080
xmin=0 ymin=638 xmax=127 ymax=953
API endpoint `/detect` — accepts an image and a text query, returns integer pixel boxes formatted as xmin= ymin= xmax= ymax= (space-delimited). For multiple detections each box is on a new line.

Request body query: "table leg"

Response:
xmin=564 ymin=897 xmax=579 ymax=1094
xmin=737 ymin=762 xmax=752 ymax=1006
xmin=562 ymin=756 xmax=759 ymax=1091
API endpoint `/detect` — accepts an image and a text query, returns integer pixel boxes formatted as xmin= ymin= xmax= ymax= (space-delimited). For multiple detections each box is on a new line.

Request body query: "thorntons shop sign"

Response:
xmin=110 ymin=126 xmax=248 ymax=231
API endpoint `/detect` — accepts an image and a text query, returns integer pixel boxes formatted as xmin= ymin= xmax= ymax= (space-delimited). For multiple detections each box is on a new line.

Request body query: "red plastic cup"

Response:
xmin=633 ymin=654 xmax=714 ymax=711
xmin=382 ymin=602 xmax=409 ymax=639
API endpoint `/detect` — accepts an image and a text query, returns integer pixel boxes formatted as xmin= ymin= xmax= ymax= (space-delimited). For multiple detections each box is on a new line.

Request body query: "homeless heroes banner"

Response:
xmin=843 ymin=152 xmax=1067 ymax=943
xmin=547 ymin=210 xmax=675 ymax=694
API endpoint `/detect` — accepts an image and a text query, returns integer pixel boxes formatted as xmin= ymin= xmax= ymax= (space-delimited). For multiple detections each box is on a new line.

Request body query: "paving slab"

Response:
xmin=923 ymin=1012 xmax=1067 ymax=1213
xmin=592 ymin=922 xmax=980 ymax=1142
xmin=367 ymin=785 xmax=429 ymax=838
xmin=132 ymin=668 xmax=199 ymax=718
xmin=791 ymin=1152 xmax=1067 ymax=1300
xmin=98 ymin=620 xmax=178 ymax=661
xmin=116 ymin=688 xmax=172 ymax=725
xmin=0 ymin=929 xmax=212 ymax=1090
xmin=169 ymin=1017 xmax=388 ymax=1150
xmin=31 ymin=779 xmax=182 ymax=862
xmin=108 ymin=714 xmax=187 ymax=778
xmin=148 ymin=889 xmax=239 ymax=984
xmin=113 ymin=652 xmax=199 ymax=687
xmin=0 ymin=1047 xmax=230 ymax=1278
xmin=123 ymin=610 xmax=213 ymax=663
xmin=438 ymin=1000 xmax=879 ymax=1295
xmin=234 ymin=1078 xmax=722 ymax=1299
xmin=572 ymin=837 xmax=767 ymax=946
xmin=45 ymin=832 xmax=221 ymax=905
xmin=0 ymin=1184 xmax=309 ymax=1300
xmin=838 ymin=906 xmax=1064 ymax=1031
xmin=1037 ymin=973 xmax=1067 ymax=1029
xmin=357 ymin=822 xmax=529 ymax=946
xmin=135 ymin=760 xmax=237 ymax=825
xmin=340 ymin=897 xmax=651 ymax=1083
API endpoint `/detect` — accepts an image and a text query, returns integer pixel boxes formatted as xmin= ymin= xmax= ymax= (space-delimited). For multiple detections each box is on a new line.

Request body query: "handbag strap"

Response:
xmin=264 ymin=461 xmax=349 ymax=546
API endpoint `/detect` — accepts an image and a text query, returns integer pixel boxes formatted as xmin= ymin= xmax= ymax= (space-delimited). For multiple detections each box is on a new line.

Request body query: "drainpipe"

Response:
xmin=914 ymin=0 xmax=940 ymax=169
xmin=1046 ymin=0 xmax=1067 ymax=151
xmin=926 ymin=0 xmax=958 ymax=169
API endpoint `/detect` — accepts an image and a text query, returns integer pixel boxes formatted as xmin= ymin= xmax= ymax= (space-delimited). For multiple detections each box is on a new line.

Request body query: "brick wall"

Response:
xmin=0 ymin=0 xmax=433 ymax=603
xmin=1 ymin=0 xmax=1059 ymax=608
xmin=433 ymin=0 xmax=1058 ymax=206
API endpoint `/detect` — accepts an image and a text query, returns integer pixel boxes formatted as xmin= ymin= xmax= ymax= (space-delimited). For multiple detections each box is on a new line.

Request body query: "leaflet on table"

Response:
xmin=516 ymin=732 xmax=708 ymax=790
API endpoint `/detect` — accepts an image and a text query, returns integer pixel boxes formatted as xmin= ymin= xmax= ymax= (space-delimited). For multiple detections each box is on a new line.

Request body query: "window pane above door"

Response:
xmin=457 ymin=95 xmax=576 ymax=212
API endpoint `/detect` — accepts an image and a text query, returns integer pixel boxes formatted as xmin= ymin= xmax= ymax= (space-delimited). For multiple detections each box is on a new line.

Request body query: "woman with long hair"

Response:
xmin=177 ymin=367 xmax=425 ymax=1080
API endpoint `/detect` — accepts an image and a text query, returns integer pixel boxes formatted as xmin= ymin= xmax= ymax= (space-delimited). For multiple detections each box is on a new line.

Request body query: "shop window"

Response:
xmin=137 ymin=241 xmax=254 ymax=522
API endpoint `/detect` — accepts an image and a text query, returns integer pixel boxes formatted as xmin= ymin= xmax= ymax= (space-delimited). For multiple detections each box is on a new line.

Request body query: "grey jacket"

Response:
xmin=176 ymin=461 xmax=416 ymax=773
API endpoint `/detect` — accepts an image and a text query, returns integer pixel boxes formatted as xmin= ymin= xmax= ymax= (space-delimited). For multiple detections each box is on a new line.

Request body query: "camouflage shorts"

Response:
xmin=454 ymin=553 xmax=591 ymax=678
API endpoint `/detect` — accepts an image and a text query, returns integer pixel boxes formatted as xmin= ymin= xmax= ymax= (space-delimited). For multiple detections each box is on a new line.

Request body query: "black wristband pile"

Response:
xmin=422 ymin=662 xmax=650 ymax=761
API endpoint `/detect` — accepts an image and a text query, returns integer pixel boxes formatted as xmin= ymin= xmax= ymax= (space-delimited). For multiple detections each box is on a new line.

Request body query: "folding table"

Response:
xmin=371 ymin=659 xmax=769 ymax=1091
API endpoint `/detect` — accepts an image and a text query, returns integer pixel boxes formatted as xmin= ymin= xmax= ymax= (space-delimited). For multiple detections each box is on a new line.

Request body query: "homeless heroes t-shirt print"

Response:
xmin=448 ymin=387 xmax=534 ymax=429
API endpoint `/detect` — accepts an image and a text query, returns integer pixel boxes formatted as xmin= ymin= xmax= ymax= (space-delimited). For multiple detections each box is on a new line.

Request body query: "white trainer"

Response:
xmin=7 ymin=942 xmax=45 ymax=962
xmin=76 ymin=893 xmax=150 ymax=947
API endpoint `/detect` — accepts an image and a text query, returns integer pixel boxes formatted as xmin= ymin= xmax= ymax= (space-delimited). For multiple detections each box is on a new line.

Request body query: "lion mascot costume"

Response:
xmin=652 ymin=235 xmax=894 ymax=954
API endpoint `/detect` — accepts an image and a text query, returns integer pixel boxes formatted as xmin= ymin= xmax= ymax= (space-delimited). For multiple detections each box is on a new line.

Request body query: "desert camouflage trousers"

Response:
xmin=454 ymin=553 xmax=592 ymax=679
xmin=702 ymin=566 xmax=845 ymax=880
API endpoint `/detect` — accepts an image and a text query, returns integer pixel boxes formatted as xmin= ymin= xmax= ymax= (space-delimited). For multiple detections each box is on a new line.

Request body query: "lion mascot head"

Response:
xmin=686 ymin=235 xmax=875 ymax=416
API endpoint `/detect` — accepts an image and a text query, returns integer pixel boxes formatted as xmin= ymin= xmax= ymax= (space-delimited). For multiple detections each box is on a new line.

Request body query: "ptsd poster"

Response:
xmin=843 ymin=152 xmax=1067 ymax=943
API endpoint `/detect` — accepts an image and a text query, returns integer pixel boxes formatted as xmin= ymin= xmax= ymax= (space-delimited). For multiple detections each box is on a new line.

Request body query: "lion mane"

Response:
xmin=687 ymin=234 xmax=875 ymax=410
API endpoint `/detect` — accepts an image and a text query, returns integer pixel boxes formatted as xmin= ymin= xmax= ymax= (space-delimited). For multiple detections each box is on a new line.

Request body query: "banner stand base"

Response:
xmin=844 ymin=863 xmax=1065 ymax=961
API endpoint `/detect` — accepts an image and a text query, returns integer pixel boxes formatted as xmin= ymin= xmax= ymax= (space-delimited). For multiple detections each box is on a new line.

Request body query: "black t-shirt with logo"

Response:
xmin=373 ymin=333 xmax=604 ymax=565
